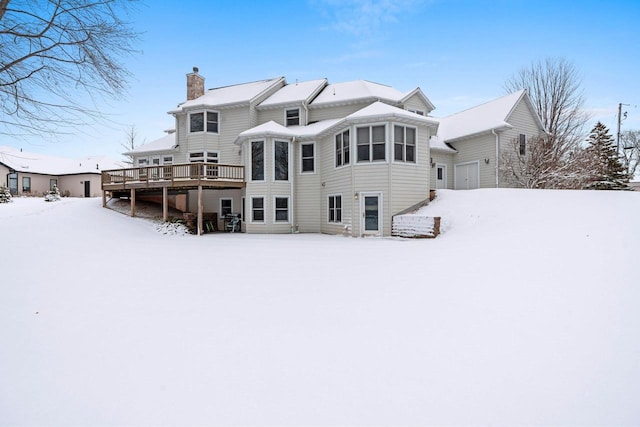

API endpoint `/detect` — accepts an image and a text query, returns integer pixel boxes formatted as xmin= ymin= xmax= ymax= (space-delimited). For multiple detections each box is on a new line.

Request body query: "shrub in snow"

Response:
xmin=0 ymin=185 xmax=12 ymax=203
xmin=44 ymin=185 xmax=61 ymax=202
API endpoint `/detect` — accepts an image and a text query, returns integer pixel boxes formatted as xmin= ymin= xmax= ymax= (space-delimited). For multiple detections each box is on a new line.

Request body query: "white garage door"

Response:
xmin=455 ymin=162 xmax=479 ymax=190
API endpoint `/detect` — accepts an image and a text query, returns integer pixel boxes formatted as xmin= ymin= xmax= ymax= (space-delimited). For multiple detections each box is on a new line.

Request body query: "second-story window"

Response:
xmin=286 ymin=108 xmax=300 ymax=126
xmin=190 ymin=111 xmax=219 ymax=133
xmin=252 ymin=141 xmax=264 ymax=181
xmin=301 ymin=142 xmax=315 ymax=173
xmin=335 ymin=129 xmax=350 ymax=167
xmin=274 ymin=140 xmax=289 ymax=181
xmin=394 ymin=125 xmax=416 ymax=163
xmin=357 ymin=125 xmax=386 ymax=162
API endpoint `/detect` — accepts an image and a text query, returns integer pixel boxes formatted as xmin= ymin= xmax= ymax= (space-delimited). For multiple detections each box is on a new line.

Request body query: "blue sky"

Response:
xmin=7 ymin=0 xmax=640 ymax=159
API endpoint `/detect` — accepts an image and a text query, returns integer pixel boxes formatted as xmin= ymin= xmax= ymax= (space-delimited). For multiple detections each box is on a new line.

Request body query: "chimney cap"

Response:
xmin=193 ymin=66 xmax=199 ymax=73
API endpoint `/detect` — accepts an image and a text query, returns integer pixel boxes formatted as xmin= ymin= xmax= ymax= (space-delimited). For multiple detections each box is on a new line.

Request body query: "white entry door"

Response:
xmin=360 ymin=192 xmax=382 ymax=236
xmin=436 ymin=164 xmax=447 ymax=189
xmin=455 ymin=162 xmax=479 ymax=190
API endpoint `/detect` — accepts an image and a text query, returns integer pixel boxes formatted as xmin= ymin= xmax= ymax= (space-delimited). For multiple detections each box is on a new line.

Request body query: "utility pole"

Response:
xmin=617 ymin=103 xmax=630 ymax=154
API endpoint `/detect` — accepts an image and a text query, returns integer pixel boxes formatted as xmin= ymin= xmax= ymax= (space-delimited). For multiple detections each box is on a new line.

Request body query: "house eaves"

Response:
xmin=445 ymin=123 xmax=513 ymax=144
xmin=168 ymin=77 xmax=285 ymax=114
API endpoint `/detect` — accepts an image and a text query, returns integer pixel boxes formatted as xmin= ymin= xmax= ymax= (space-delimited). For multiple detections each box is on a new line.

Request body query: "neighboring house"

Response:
xmin=0 ymin=146 xmax=124 ymax=197
xmin=104 ymin=68 xmax=544 ymax=236
xmin=429 ymin=90 xmax=546 ymax=190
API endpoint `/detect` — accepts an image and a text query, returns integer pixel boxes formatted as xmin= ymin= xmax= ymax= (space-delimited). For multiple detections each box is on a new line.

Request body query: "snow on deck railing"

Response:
xmin=392 ymin=214 xmax=440 ymax=238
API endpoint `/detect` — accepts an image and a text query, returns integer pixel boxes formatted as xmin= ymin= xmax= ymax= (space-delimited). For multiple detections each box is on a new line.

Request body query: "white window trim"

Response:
xmin=250 ymin=140 xmax=266 ymax=182
xmin=300 ymin=141 xmax=316 ymax=174
xmin=407 ymin=108 xmax=425 ymax=116
xmin=137 ymin=157 xmax=149 ymax=166
xmin=250 ymin=195 xmax=266 ymax=224
xmin=272 ymin=140 xmax=290 ymax=182
xmin=327 ymin=193 xmax=343 ymax=224
xmin=162 ymin=155 xmax=174 ymax=165
xmin=285 ymin=108 xmax=301 ymax=127
xmin=355 ymin=122 xmax=388 ymax=164
xmin=220 ymin=198 xmax=233 ymax=218
xmin=392 ymin=124 xmax=418 ymax=164
xmin=273 ymin=195 xmax=290 ymax=224
xmin=188 ymin=110 xmax=220 ymax=134
xmin=334 ymin=128 xmax=351 ymax=169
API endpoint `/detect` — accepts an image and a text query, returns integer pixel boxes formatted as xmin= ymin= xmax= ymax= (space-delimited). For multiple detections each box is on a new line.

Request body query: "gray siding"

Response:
xmin=309 ymin=103 xmax=366 ymax=122
xmin=430 ymin=152 xmax=455 ymax=190
xmin=497 ymin=99 xmax=545 ymax=188
xmin=449 ymin=134 xmax=497 ymax=189
xmin=293 ymin=141 xmax=321 ymax=232
xmin=402 ymin=93 xmax=430 ymax=114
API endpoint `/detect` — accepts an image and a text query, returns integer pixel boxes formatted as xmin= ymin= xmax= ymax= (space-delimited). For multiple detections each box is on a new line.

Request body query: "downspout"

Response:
xmin=492 ymin=129 xmax=499 ymax=188
xmin=290 ymin=136 xmax=296 ymax=233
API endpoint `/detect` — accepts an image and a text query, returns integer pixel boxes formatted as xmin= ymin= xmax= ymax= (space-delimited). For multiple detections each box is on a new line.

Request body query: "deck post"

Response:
xmin=197 ymin=185 xmax=203 ymax=235
xmin=102 ymin=190 xmax=106 ymax=208
xmin=130 ymin=188 xmax=136 ymax=217
xmin=162 ymin=186 xmax=168 ymax=222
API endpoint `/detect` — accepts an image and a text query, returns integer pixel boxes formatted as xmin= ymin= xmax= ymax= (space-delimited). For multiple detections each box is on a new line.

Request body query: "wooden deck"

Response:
xmin=101 ymin=163 xmax=245 ymax=191
xmin=101 ymin=163 xmax=245 ymax=235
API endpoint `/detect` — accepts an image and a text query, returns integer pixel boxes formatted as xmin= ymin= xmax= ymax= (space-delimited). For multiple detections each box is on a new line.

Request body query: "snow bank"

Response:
xmin=1 ymin=190 xmax=639 ymax=426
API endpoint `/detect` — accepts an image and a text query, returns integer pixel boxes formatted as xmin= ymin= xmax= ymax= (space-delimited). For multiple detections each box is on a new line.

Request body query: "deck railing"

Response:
xmin=101 ymin=162 xmax=245 ymax=187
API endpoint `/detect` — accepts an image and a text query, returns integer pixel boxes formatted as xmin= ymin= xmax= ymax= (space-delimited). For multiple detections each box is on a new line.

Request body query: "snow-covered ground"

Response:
xmin=1 ymin=189 xmax=639 ymax=426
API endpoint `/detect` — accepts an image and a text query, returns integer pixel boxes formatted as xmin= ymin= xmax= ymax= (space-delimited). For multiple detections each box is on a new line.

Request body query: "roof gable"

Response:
xmin=401 ymin=87 xmax=436 ymax=113
xmin=436 ymin=90 xmax=533 ymax=142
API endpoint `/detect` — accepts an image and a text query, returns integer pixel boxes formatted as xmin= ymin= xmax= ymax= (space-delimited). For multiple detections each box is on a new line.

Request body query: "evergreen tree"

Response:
xmin=584 ymin=122 xmax=630 ymax=190
xmin=0 ymin=184 xmax=12 ymax=203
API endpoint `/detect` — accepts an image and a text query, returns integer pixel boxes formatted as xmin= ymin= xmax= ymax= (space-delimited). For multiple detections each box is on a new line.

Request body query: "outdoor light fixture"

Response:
xmin=430 ymin=157 xmax=435 ymax=168
xmin=485 ymin=158 xmax=490 ymax=164
xmin=354 ymin=192 xmax=359 ymax=200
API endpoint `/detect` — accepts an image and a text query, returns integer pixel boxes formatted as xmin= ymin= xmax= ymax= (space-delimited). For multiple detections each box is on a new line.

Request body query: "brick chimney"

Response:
xmin=186 ymin=66 xmax=204 ymax=100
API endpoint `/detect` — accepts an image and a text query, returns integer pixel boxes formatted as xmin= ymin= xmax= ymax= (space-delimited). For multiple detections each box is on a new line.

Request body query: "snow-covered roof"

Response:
xmin=310 ymin=80 xmax=407 ymax=107
xmin=234 ymin=103 xmax=438 ymax=145
xmin=258 ymin=79 xmax=327 ymax=109
xmin=429 ymin=135 xmax=457 ymax=153
xmin=171 ymin=77 xmax=285 ymax=112
xmin=237 ymin=121 xmax=298 ymax=140
xmin=346 ymin=101 xmax=439 ymax=127
xmin=435 ymin=90 xmax=544 ymax=142
xmin=0 ymin=146 xmax=126 ymax=175
xmin=126 ymin=133 xmax=177 ymax=156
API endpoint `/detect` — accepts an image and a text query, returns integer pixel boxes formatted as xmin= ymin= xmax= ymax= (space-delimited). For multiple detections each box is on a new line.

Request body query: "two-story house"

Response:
xmin=103 ymin=68 xmax=545 ymax=236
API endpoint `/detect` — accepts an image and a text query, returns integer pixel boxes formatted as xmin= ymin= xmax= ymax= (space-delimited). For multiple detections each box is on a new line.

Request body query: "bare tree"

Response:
xmin=500 ymin=136 xmax=592 ymax=189
xmin=120 ymin=123 xmax=143 ymax=164
xmin=619 ymin=129 xmax=640 ymax=179
xmin=505 ymin=58 xmax=590 ymax=159
xmin=0 ymin=0 xmax=139 ymax=136
xmin=502 ymin=58 xmax=591 ymax=188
